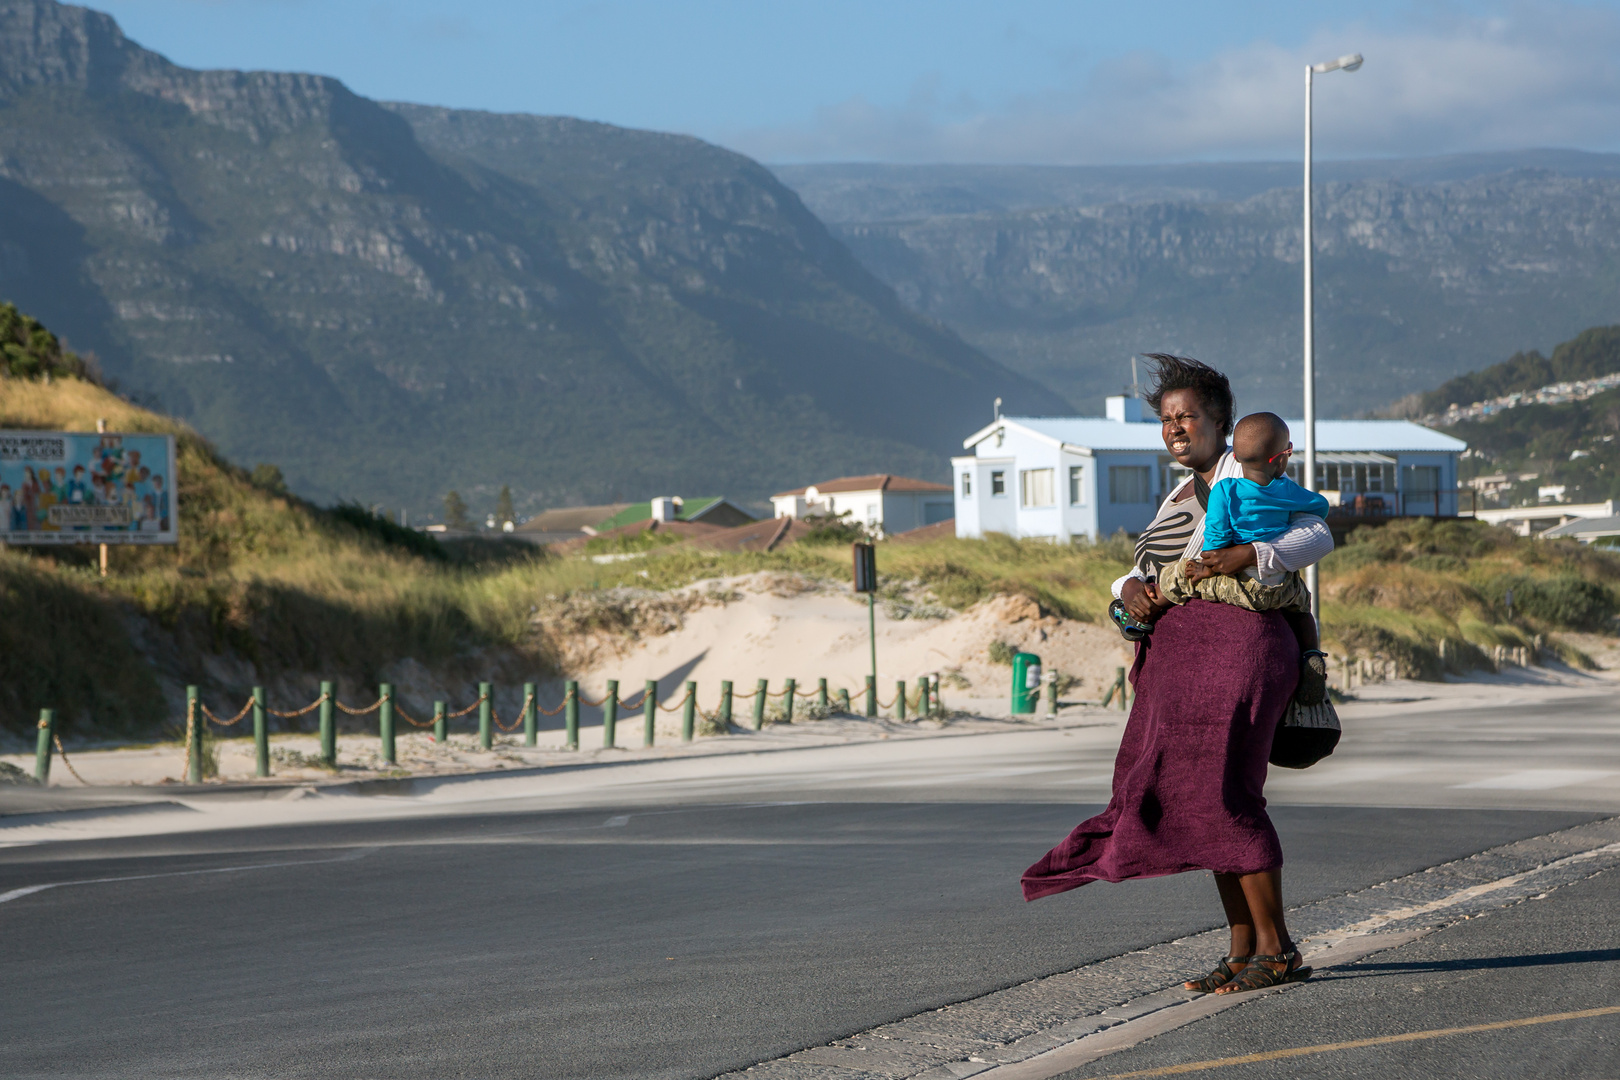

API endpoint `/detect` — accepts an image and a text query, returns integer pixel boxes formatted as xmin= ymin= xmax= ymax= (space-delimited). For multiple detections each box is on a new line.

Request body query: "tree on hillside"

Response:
xmin=0 ymin=302 xmax=95 ymax=382
xmin=496 ymin=485 xmax=515 ymax=528
xmin=443 ymin=490 xmax=469 ymax=529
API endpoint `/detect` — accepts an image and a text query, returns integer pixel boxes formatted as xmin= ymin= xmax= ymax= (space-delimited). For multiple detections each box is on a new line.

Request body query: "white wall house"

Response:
xmin=772 ymin=474 xmax=954 ymax=536
xmin=952 ymin=397 xmax=1467 ymax=542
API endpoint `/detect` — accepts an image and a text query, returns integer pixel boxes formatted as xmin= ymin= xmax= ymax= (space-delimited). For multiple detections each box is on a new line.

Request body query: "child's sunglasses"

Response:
xmin=1267 ymin=443 xmax=1294 ymax=467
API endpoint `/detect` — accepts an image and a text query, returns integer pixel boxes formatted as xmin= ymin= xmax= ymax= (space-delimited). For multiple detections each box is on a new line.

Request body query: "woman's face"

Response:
xmin=1158 ymin=388 xmax=1226 ymax=471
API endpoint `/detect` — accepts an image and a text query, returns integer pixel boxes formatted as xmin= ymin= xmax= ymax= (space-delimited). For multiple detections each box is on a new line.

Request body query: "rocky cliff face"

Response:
xmin=0 ymin=0 xmax=1060 ymax=513
xmin=785 ymin=164 xmax=1620 ymax=418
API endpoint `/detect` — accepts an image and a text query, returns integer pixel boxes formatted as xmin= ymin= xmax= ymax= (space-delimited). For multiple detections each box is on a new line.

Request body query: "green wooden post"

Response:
xmin=379 ymin=682 xmax=395 ymax=765
xmin=186 ymin=685 xmax=202 ymax=784
xmin=1116 ymin=666 xmax=1128 ymax=711
xmin=818 ymin=677 xmax=829 ymax=711
xmin=253 ymin=686 xmax=268 ymax=778
xmin=433 ymin=701 xmax=447 ymax=744
xmin=1046 ymin=671 xmax=1058 ymax=715
xmin=681 ymin=681 xmax=696 ymax=742
xmin=919 ymin=676 xmax=931 ymax=716
xmin=720 ymin=681 xmax=734 ymax=727
xmin=837 ymin=687 xmax=850 ymax=714
xmin=479 ymin=682 xmax=493 ymax=750
xmin=319 ymin=680 xmax=335 ymax=766
xmin=34 ymin=708 xmax=53 ymax=784
xmin=895 ymin=680 xmax=907 ymax=720
xmin=865 ymin=675 xmax=877 ymax=717
xmin=753 ymin=679 xmax=767 ymax=729
xmin=565 ymin=681 xmax=580 ymax=749
xmin=783 ymin=678 xmax=796 ymax=723
xmin=603 ymin=680 xmax=619 ymax=748
xmin=643 ymin=680 xmax=657 ymax=747
xmin=524 ymin=681 xmax=538 ymax=747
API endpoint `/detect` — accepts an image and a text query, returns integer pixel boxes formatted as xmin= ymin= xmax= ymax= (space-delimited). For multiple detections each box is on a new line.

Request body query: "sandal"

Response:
xmin=1184 ymin=955 xmax=1251 ymax=993
xmin=1213 ymin=948 xmax=1311 ymax=994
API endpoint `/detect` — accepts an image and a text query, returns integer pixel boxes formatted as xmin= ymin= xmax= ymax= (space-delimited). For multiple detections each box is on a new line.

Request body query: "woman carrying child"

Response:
xmin=1020 ymin=354 xmax=1333 ymax=994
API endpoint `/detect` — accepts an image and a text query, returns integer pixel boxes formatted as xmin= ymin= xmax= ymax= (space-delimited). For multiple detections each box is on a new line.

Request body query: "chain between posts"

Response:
xmin=657 ymin=687 xmax=693 ymax=713
xmin=51 ymin=733 xmax=88 ymax=785
xmin=616 ymin=690 xmax=649 ymax=711
xmin=201 ymin=699 xmax=255 ymax=726
xmin=445 ymin=694 xmax=486 ymax=719
xmin=392 ymin=701 xmax=439 ymax=729
xmin=335 ymin=696 xmax=386 ymax=716
xmin=265 ymin=693 xmax=328 ymax=719
xmin=490 ymin=691 xmax=534 ymax=732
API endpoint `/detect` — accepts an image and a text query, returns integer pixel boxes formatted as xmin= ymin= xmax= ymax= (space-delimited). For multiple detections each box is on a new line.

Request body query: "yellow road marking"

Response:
xmin=1090 ymin=1005 xmax=1620 ymax=1078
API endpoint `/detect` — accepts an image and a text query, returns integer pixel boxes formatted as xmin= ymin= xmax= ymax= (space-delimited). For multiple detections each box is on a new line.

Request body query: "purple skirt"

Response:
xmin=1022 ymin=599 xmax=1299 ymax=901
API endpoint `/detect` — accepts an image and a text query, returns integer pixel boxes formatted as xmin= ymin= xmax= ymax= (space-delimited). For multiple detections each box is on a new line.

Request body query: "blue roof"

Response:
xmin=993 ymin=416 xmax=1465 ymax=453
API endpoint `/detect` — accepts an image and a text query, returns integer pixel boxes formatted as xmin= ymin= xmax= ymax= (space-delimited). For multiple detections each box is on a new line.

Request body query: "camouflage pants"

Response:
xmin=1158 ymin=558 xmax=1312 ymax=614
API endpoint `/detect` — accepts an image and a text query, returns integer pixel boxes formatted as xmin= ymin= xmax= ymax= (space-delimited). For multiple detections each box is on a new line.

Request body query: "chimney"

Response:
xmin=651 ymin=496 xmax=678 ymax=522
xmin=1106 ymin=396 xmax=1149 ymax=423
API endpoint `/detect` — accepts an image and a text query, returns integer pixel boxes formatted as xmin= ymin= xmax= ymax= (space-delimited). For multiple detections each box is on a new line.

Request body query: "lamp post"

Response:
xmin=1303 ymin=52 xmax=1362 ymax=626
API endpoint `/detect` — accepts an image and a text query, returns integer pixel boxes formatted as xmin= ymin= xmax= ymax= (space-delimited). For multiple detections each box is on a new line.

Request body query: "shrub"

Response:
xmin=1485 ymin=575 xmax=1617 ymax=632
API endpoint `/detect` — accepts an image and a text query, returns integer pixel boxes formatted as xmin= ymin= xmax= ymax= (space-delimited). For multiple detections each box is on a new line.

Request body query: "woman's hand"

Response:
xmin=1194 ymin=544 xmax=1257 ymax=577
xmin=1295 ymin=651 xmax=1329 ymax=706
xmin=1121 ymin=577 xmax=1169 ymax=621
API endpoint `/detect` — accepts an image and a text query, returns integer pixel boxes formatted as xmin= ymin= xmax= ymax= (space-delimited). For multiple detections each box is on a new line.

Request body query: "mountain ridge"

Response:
xmin=0 ymin=0 xmax=1063 ymax=517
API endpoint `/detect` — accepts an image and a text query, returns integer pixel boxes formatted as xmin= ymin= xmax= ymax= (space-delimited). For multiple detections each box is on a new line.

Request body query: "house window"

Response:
xmin=1109 ymin=465 xmax=1152 ymax=504
xmin=991 ymin=471 xmax=1006 ymax=496
xmin=866 ymin=503 xmax=879 ymax=525
xmin=961 ymin=472 xmax=972 ymax=498
xmin=1402 ymin=465 xmax=1441 ymax=492
xmin=1069 ymin=465 xmax=1086 ymax=506
xmin=1020 ymin=468 xmax=1054 ymax=507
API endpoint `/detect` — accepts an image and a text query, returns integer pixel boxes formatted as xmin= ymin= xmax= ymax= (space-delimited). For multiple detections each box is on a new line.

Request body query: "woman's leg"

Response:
xmin=1184 ymin=872 xmax=1255 ymax=990
xmin=1212 ymin=869 xmax=1297 ymax=993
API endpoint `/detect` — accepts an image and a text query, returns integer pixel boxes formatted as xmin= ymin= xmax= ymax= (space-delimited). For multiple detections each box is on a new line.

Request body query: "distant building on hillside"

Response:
xmin=952 ymin=397 xmax=1467 ymax=542
xmin=771 ymin=474 xmax=953 ymax=537
xmin=511 ymin=496 xmax=754 ymax=545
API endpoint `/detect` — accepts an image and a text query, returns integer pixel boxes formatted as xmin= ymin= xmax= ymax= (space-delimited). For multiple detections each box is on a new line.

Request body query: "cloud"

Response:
xmin=725 ymin=3 xmax=1620 ymax=164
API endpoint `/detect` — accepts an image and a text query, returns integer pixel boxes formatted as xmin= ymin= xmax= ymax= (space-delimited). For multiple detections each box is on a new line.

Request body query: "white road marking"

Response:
xmin=1452 ymin=769 xmax=1616 ymax=790
xmin=0 ymin=845 xmax=380 ymax=905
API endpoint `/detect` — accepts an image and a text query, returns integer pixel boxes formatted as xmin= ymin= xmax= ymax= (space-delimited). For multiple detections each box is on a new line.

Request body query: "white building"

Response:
xmin=771 ymin=474 xmax=954 ymax=536
xmin=952 ymin=397 xmax=1467 ymax=542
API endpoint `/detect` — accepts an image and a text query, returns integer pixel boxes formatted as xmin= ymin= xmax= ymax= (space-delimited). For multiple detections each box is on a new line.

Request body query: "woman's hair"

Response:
xmin=1141 ymin=353 xmax=1235 ymax=437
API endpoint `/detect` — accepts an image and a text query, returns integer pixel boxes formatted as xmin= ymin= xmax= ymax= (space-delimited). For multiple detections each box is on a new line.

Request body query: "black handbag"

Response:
xmin=1269 ymin=698 xmax=1340 ymax=769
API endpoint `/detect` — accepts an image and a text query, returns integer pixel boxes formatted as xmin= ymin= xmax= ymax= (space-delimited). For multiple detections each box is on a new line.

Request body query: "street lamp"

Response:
xmin=1303 ymin=52 xmax=1362 ymax=626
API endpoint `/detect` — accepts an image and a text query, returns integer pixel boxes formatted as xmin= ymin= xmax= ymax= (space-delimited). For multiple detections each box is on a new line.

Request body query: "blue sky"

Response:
xmin=97 ymin=1 xmax=1620 ymax=164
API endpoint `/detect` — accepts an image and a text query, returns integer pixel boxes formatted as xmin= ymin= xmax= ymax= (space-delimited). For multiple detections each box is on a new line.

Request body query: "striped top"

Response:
xmin=1133 ymin=475 xmax=1207 ymax=579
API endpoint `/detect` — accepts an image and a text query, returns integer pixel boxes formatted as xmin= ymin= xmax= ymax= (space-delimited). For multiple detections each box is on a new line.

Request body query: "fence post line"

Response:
xmin=837 ymin=687 xmax=850 ymax=714
xmin=1046 ymin=671 xmax=1058 ymax=716
xmin=565 ymin=681 xmax=580 ymax=749
xmin=720 ymin=680 xmax=734 ymax=727
xmin=379 ymin=683 xmax=395 ymax=765
xmin=433 ymin=701 xmax=447 ymax=744
xmin=753 ymin=679 xmax=767 ymax=730
xmin=681 ymin=681 xmax=696 ymax=742
xmin=784 ymin=678 xmax=796 ymax=723
xmin=817 ymin=677 xmax=829 ymax=710
xmin=865 ymin=675 xmax=877 ymax=717
xmin=919 ymin=676 xmax=931 ymax=717
xmin=479 ymin=682 xmax=493 ymax=750
xmin=319 ymin=680 xmax=336 ymax=766
xmin=896 ymin=680 xmax=907 ymax=721
xmin=186 ymin=685 xmax=204 ymax=783
xmin=523 ymin=681 xmax=538 ymax=747
xmin=253 ymin=686 xmax=268 ymax=778
xmin=34 ymin=708 xmax=53 ymax=783
xmin=604 ymin=680 xmax=619 ymax=749
xmin=643 ymin=680 xmax=657 ymax=747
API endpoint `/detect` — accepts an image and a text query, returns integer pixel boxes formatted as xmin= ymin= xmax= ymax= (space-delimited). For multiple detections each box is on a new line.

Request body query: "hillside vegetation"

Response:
xmin=1388 ymin=325 xmax=1620 ymax=419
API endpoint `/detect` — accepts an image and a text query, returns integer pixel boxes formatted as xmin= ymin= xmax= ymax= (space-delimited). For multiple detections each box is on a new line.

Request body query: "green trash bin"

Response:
xmin=1011 ymin=651 xmax=1042 ymax=714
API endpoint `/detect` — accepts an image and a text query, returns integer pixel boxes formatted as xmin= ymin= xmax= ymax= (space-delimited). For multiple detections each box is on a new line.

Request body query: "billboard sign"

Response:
xmin=0 ymin=431 xmax=177 ymax=545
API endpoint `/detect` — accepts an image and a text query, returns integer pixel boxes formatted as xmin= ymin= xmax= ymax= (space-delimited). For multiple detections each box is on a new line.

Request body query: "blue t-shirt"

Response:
xmin=1203 ymin=474 xmax=1331 ymax=550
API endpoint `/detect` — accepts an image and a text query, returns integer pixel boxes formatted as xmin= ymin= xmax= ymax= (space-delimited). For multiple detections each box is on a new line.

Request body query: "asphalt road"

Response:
xmin=0 ymin=801 xmax=1601 ymax=1080
xmin=1058 ymin=863 xmax=1620 ymax=1080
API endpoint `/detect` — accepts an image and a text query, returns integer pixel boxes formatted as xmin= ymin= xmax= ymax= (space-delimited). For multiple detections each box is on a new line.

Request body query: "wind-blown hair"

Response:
xmin=1141 ymin=353 xmax=1235 ymax=437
